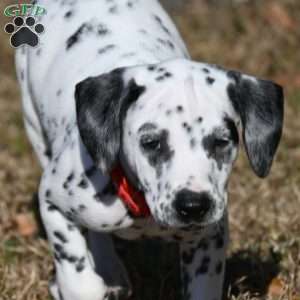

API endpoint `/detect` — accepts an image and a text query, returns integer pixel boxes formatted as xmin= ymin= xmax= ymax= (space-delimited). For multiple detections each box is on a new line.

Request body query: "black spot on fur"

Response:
xmin=76 ymin=257 xmax=85 ymax=272
xmin=156 ymin=38 xmax=175 ymax=50
xmin=78 ymin=204 xmax=86 ymax=212
xmin=64 ymin=10 xmax=73 ymax=18
xmin=66 ymin=23 xmax=92 ymax=50
xmin=44 ymin=149 xmax=52 ymax=159
xmin=114 ymin=219 xmax=123 ymax=227
xmin=206 ymin=77 xmax=215 ymax=85
xmin=167 ymin=40 xmax=175 ymax=49
xmin=121 ymin=52 xmax=135 ymax=58
xmin=20 ymin=69 xmax=24 ymax=81
xmin=176 ymin=105 xmax=183 ymax=113
xmin=156 ymin=75 xmax=165 ymax=81
xmin=165 ymin=182 xmax=171 ymax=191
xmin=195 ymin=256 xmax=210 ymax=275
xmin=186 ymin=125 xmax=192 ymax=133
xmin=202 ymin=67 xmax=210 ymax=73
xmin=138 ymin=29 xmax=148 ymax=37
xmin=224 ymin=117 xmax=239 ymax=145
xmin=66 ymin=22 xmax=110 ymax=50
xmin=98 ymin=44 xmax=116 ymax=55
xmin=67 ymin=223 xmax=76 ymax=231
xmin=127 ymin=1 xmax=136 ymax=8
xmin=157 ymin=182 xmax=161 ymax=191
xmin=45 ymin=189 xmax=51 ymax=198
xmin=108 ymin=5 xmax=118 ymax=14
xmin=148 ymin=65 xmax=156 ymax=71
xmin=155 ymin=71 xmax=172 ymax=81
xmin=153 ymin=14 xmax=171 ymax=36
xmin=63 ymin=172 xmax=74 ymax=189
xmin=54 ymin=231 xmax=68 ymax=243
xmin=54 ymin=243 xmax=86 ymax=272
xmin=78 ymin=178 xmax=88 ymax=189
xmin=97 ymin=24 xmax=110 ymax=35
xmin=46 ymin=200 xmax=59 ymax=212
xmin=182 ymin=122 xmax=192 ymax=133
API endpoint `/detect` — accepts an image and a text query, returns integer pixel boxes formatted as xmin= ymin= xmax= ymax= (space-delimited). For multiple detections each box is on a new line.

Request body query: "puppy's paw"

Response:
xmin=54 ymin=272 xmax=108 ymax=300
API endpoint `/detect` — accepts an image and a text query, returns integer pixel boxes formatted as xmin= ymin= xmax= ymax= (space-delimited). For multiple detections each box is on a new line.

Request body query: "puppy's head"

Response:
xmin=75 ymin=58 xmax=284 ymax=227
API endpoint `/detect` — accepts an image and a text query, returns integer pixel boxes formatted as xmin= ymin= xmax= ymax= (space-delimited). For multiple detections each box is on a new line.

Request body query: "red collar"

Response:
xmin=110 ymin=166 xmax=151 ymax=218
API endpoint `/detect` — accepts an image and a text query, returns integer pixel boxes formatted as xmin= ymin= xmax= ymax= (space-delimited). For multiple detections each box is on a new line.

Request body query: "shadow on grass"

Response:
xmin=224 ymin=249 xmax=281 ymax=299
xmin=31 ymin=194 xmax=280 ymax=300
xmin=115 ymin=238 xmax=181 ymax=300
xmin=31 ymin=192 xmax=47 ymax=238
xmin=115 ymin=239 xmax=281 ymax=300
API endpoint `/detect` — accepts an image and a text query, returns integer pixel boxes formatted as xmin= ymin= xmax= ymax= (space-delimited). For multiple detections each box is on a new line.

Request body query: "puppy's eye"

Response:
xmin=214 ymin=138 xmax=230 ymax=149
xmin=140 ymin=136 xmax=161 ymax=151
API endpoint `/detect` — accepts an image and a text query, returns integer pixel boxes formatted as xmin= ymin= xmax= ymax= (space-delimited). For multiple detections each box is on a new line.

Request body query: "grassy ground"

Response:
xmin=0 ymin=1 xmax=299 ymax=300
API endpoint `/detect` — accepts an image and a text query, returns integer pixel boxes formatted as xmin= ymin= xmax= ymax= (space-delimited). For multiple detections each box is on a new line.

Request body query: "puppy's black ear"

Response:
xmin=227 ymin=71 xmax=284 ymax=178
xmin=75 ymin=68 xmax=145 ymax=174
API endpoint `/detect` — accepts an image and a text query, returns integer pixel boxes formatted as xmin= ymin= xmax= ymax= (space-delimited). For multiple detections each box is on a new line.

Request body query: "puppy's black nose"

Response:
xmin=174 ymin=189 xmax=212 ymax=222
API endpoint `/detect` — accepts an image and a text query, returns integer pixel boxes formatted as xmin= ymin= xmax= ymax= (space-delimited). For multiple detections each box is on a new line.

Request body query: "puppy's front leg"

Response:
xmin=180 ymin=218 xmax=228 ymax=300
xmin=40 ymin=196 xmax=109 ymax=300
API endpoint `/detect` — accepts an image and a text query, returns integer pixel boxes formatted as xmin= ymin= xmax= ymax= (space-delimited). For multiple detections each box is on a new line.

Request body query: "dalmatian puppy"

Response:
xmin=16 ymin=0 xmax=284 ymax=299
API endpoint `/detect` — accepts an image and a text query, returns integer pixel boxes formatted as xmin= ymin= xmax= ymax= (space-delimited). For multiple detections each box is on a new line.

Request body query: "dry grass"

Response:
xmin=0 ymin=1 xmax=299 ymax=299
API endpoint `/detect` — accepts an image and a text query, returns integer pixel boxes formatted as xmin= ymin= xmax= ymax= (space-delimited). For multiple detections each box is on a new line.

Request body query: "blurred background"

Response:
xmin=0 ymin=1 xmax=299 ymax=299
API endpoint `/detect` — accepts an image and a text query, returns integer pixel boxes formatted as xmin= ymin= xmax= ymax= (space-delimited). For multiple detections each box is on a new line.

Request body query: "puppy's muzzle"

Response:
xmin=174 ymin=189 xmax=213 ymax=223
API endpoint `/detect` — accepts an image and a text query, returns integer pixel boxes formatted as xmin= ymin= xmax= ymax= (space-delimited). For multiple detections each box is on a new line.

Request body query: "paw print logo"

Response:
xmin=4 ymin=16 xmax=44 ymax=48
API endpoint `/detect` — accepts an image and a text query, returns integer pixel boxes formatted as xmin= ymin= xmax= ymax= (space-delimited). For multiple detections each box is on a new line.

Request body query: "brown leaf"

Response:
xmin=273 ymin=74 xmax=300 ymax=89
xmin=265 ymin=3 xmax=297 ymax=31
xmin=267 ymin=277 xmax=285 ymax=297
xmin=14 ymin=213 xmax=37 ymax=237
xmin=294 ymin=75 xmax=300 ymax=88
